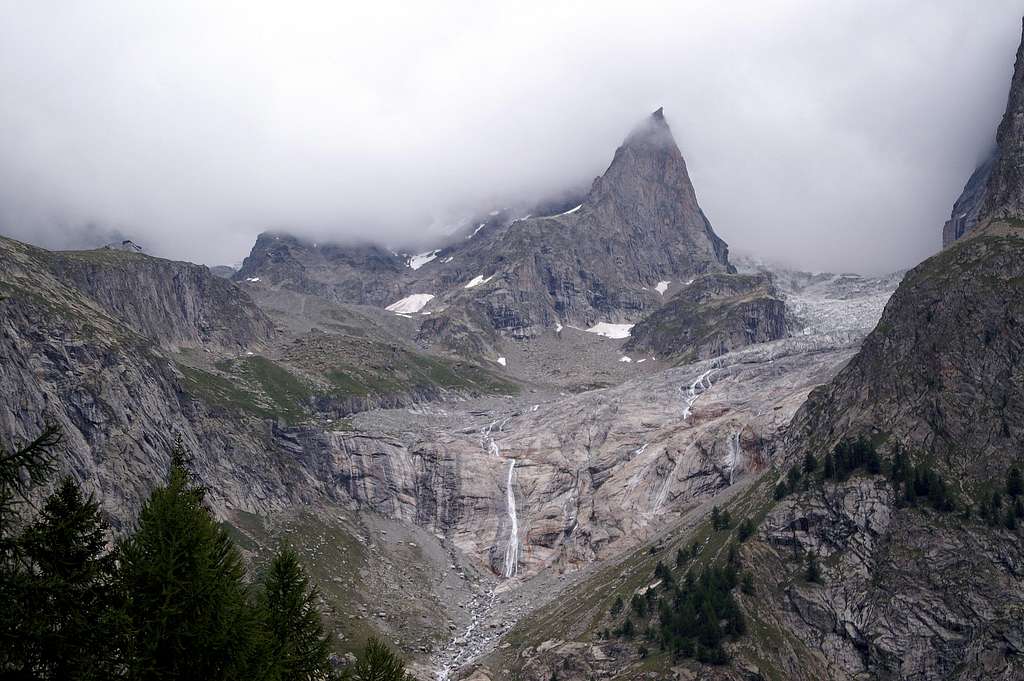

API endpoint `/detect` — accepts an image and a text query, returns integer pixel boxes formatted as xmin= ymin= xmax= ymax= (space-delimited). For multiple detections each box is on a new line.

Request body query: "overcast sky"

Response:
xmin=1 ymin=1 xmax=1022 ymax=273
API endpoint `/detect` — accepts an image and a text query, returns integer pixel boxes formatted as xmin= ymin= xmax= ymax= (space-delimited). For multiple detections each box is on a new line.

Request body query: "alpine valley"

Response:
xmin=5 ymin=22 xmax=1024 ymax=681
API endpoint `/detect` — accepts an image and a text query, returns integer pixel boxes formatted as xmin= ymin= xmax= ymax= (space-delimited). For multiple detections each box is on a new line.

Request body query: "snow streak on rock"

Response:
xmin=385 ymin=293 xmax=434 ymax=314
xmin=586 ymin=322 xmax=634 ymax=339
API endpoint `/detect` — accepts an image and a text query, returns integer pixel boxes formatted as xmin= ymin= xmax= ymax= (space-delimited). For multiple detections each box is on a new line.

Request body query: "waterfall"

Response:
xmin=681 ymin=366 xmax=716 ymax=420
xmin=503 ymin=459 xmax=519 ymax=578
xmin=727 ymin=431 xmax=741 ymax=485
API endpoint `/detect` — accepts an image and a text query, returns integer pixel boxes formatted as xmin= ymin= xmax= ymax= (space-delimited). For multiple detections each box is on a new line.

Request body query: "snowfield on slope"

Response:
xmin=386 ymin=293 xmax=435 ymax=314
xmin=586 ymin=322 xmax=634 ymax=339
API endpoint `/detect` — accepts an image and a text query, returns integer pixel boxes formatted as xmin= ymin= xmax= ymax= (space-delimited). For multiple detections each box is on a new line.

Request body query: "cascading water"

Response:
xmin=727 ymin=431 xmax=741 ymax=485
xmin=681 ymin=366 xmax=716 ymax=420
xmin=654 ymin=364 xmax=720 ymax=512
xmin=502 ymin=459 xmax=519 ymax=578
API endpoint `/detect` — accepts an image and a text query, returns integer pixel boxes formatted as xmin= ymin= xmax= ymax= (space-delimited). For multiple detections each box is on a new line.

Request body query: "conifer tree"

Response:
xmin=260 ymin=545 xmax=332 ymax=681
xmin=18 ymin=477 xmax=118 ymax=679
xmin=1008 ymin=466 xmax=1023 ymax=498
xmin=0 ymin=425 xmax=61 ymax=673
xmin=805 ymin=551 xmax=821 ymax=583
xmin=349 ymin=637 xmax=414 ymax=681
xmin=802 ymin=452 xmax=817 ymax=475
xmin=118 ymin=451 xmax=262 ymax=680
xmin=822 ymin=451 xmax=835 ymax=480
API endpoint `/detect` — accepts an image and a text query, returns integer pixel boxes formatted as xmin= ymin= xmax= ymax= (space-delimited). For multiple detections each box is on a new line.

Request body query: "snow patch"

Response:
xmin=465 ymin=274 xmax=494 ymax=289
xmin=385 ymin=293 xmax=434 ymax=314
xmin=637 ymin=358 xmax=647 ymax=364
xmin=655 ymin=281 xmax=670 ymax=294
xmin=586 ymin=322 xmax=634 ymax=339
xmin=408 ymin=250 xmax=440 ymax=270
xmin=467 ymin=223 xmax=487 ymax=239
xmin=553 ymin=204 xmax=582 ymax=217
xmin=555 ymin=322 xmax=563 ymax=333
xmin=496 ymin=357 xmax=507 ymax=367
xmin=245 ymin=277 xmax=260 ymax=282
xmin=618 ymin=356 xmax=633 ymax=363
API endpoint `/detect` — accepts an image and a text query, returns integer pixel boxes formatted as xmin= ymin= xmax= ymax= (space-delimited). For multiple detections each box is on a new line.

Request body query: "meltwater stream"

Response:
xmin=434 ymin=414 xmax=521 ymax=680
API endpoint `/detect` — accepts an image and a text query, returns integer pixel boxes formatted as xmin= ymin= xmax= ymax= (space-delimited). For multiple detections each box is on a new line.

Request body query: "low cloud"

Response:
xmin=0 ymin=1 xmax=1021 ymax=273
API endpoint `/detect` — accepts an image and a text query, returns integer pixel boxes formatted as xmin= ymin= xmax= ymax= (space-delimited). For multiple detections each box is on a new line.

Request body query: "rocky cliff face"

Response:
xmin=944 ymin=20 xmax=1024 ymax=245
xmin=236 ymin=109 xmax=738 ymax=349
xmin=942 ymin=150 xmax=997 ymax=247
xmin=27 ymin=241 xmax=275 ymax=352
xmin=235 ymin=234 xmax=409 ymax=307
xmin=981 ymin=20 xmax=1024 ymax=223
xmin=793 ymin=227 xmax=1024 ymax=477
xmin=731 ymin=227 xmax=1024 ymax=680
xmin=624 ymin=273 xmax=786 ymax=362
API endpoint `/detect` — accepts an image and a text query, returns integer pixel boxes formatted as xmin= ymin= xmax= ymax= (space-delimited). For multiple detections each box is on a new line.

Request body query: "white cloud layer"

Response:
xmin=0 ymin=1 xmax=1022 ymax=273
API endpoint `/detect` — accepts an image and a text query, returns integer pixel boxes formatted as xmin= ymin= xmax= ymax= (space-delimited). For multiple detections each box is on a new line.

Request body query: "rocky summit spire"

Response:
xmin=978 ymin=19 xmax=1024 ymax=223
xmin=587 ymin=107 xmax=732 ymax=270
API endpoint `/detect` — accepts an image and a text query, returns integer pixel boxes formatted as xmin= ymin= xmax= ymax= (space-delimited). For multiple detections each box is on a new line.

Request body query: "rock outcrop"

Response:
xmin=981 ymin=19 xmax=1024 ymax=223
xmin=943 ymin=20 xmax=1024 ymax=245
xmin=235 ymin=234 xmax=408 ymax=307
xmin=36 ymin=241 xmax=274 ymax=352
xmin=237 ymin=109 xmax=738 ymax=348
xmin=624 ymin=273 xmax=786 ymax=362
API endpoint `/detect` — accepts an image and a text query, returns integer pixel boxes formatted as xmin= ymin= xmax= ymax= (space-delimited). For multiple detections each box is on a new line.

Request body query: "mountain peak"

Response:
xmin=621 ymin=107 xmax=676 ymax=152
xmin=585 ymin=108 xmax=733 ymax=271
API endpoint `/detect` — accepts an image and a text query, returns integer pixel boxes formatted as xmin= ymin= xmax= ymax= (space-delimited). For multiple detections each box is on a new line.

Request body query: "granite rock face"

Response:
xmin=624 ymin=273 xmax=786 ymax=362
xmin=3 ymin=238 xmax=274 ymax=352
xmin=237 ymin=109 xmax=739 ymax=348
xmin=942 ymin=150 xmax=997 ymax=247
xmin=981 ymin=19 xmax=1024 ymax=224
xmin=235 ymin=235 xmax=408 ymax=307
xmin=944 ymin=20 xmax=1024 ymax=245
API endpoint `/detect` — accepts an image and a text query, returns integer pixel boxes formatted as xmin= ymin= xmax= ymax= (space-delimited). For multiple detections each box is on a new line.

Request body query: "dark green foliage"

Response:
xmin=736 ymin=518 xmax=756 ymax=542
xmin=16 ymin=478 xmax=119 ymax=679
xmin=710 ymin=506 xmax=731 ymax=531
xmin=611 ymin=594 xmax=624 ymax=616
xmin=774 ymin=481 xmax=788 ymax=500
xmin=802 ymin=452 xmax=817 ymax=475
xmin=631 ymin=594 xmax=647 ymax=618
xmin=1005 ymin=507 xmax=1018 ymax=530
xmin=822 ymin=451 xmax=836 ymax=479
xmin=1 ymin=431 xmax=340 ymax=680
xmin=349 ymin=637 xmax=415 ymax=681
xmin=118 ymin=454 xmax=263 ymax=680
xmin=653 ymin=560 xmax=675 ymax=588
xmin=892 ymin=459 xmax=955 ymax=512
xmin=675 ymin=547 xmax=687 ymax=567
xmin=0 ymin=425 xmax=62 ymax=675
xmin=786 ymin=465 xmax=802 ymax=490
xmin=614 ymin=561 xmax=744 ymax=664
xmin=823 ymin=438 xmax=880 ymax=482
xmin=740 ymin=573 xmax=754 ymax=595
xmin=1008 ymin=466 xmax=1023 ymax=498
xmin=260 ymin=545 xmax=333 ymax=681
xmin=805 ymin=552 xmax=821 ymax=583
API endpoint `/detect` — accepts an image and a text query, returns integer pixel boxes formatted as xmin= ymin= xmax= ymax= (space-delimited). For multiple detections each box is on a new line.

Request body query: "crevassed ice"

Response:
xmin=586 ymin=322 xmax=634 ymax=339
xmin=385 ymin=293 xmax=435 ymax=314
